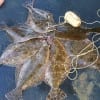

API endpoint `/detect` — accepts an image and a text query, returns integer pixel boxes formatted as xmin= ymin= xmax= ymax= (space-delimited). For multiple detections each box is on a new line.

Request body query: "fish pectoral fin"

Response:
xmin=46 ymin=88 xmax=67 ymax=100
xmin=5 ymin=88 xmax=23 ymax=100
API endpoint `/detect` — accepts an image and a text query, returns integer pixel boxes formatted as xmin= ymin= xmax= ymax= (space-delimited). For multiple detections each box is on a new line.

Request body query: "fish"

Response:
xmin=55 ymin=23 xmax=100 ymax=40
xmin=63 ymin=39 xmax=100 ymax=70
xmin=0 ymin=25 xmax=35 ymax=43
xmin=45 ymin=38 xmax=71 ymax=100
xmin=23 ymin=1 xmax=54 ymax=34
xmin=7 ymin=25 xmax=34 ymax=36
xmin=0 ymin=38 xmax=43 ymax=67
xmin=0 ymin=1 xmax=55 ymax=40
xmin=5 ymin=44 xmax=50 ymax=100
xmin=0 ymin=0 xmax=99 ymax=99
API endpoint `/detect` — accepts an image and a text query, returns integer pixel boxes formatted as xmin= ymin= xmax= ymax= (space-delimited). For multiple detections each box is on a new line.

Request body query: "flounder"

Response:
xmin=5 ymin=43 xmax=50 ymax=100
xmin=0 ymin=38 xmax=43 ymax=67
xmin=45 ymin=38 xmax=71 ymax=100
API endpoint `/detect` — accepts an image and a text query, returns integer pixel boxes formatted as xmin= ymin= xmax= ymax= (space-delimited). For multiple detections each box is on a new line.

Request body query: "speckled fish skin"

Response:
xmin=0 ymin=38 xmax=43 ymax=67
xmin=16 ymin=44 xmax=49 ymax=89
xmin=20 ymin=45 xmax=50 ymax=90
xmin=5 ymin=45 xmax=50 ymax=100
xmin=45 ymin=38 xmax=71 ymax=100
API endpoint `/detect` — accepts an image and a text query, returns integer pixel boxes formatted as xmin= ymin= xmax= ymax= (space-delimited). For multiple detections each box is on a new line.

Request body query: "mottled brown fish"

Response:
xmin=5 ymin=44 xmax=50 ymax=100
xmin=0 ymin=0 xmax=100 ymax=100
xmin=63 ymin=40 xmax=100 ymax=70
xmin=0 ymin=38 xmax=43 ymax=67
xmin=45 ymin=38 xmax=71 ymax=100
xmin=55 ymin=24 xmax=100 ymax=40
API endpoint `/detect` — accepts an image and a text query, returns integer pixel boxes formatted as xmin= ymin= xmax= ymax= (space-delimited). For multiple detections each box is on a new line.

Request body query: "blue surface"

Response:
xmin=0 ymin=0 xmax=100 ymax=100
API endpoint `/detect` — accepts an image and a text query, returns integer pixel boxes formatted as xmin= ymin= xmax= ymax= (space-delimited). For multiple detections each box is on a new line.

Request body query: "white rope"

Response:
xmin=67 ymin=68 xmax=78 ymax=80
xmin=81 ymin=8 xmax=100 ymax=26
xmin=71 ymin=35 xmax=100 ymax=70
xmin=82 ymin=20 xmax=100 ymax=25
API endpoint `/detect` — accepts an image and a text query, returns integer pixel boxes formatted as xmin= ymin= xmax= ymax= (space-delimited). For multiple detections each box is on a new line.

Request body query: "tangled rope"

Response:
xmin=72 ymin=34 xmax=99 ymax=68
xmin=81 ymin=9 xmax=100 ymax=26
xmin=66 ymin=9 xmax=100 ymax=80
xmin=67 ymin=32 xmax=100 ymax=80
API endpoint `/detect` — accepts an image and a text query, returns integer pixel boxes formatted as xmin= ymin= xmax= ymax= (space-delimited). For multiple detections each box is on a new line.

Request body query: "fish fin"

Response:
xmin=46 ymin=88 xmax=67 ymax=100
xmin=23 ymin=0 xmax=34 ymax=13
xmin=5 ymin=88 xmax=23 ymax=100
xmin=23 ymin=1 xmax=35 ymax=25
xmin=23 ymin=0 xmax=35 ymax=8
xmin=23 ymin=0 xmax=37 ymax=25
xmin=15 ymin=66 xmax=22 ymax=84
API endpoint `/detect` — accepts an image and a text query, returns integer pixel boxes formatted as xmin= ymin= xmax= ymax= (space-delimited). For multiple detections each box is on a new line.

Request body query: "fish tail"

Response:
xmin=46 ymin=88 xmax=67 ymax=100
xmin=23 ymin=0 xmax=35 ymax=9
xmin=5 ymin=88 xmax=23 ymax=100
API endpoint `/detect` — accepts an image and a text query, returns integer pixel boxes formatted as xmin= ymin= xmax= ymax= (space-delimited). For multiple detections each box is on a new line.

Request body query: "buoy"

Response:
xmin=0 ymin=0 xmax=4 ymax=7
xmin=64 ymin=11 xmax=81 ymax=27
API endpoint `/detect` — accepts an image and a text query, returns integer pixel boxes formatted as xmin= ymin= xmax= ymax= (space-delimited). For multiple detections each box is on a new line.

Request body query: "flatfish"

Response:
xmin=45 ymin=38 xmax=71 ymax=100
xmin=0 ymin=38 xmax=43 ymax=67
xmin=5 ymin=44 xmax=50 ymax=100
